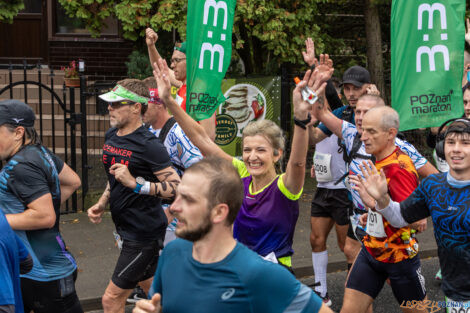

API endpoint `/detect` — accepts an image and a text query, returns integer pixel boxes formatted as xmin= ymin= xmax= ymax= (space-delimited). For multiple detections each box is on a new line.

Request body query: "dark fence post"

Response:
xmin=69 ymin=87 xmax=78 ymax=213
xmin=280 ymin=64 xmax=293 ymax=171
xmin=79 ymin=75 xmax=89 ymax=209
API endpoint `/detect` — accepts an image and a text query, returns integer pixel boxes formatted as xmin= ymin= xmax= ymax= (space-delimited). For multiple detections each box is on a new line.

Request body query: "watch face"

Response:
xmin=136 ymin=177 xmax=145 ymax=185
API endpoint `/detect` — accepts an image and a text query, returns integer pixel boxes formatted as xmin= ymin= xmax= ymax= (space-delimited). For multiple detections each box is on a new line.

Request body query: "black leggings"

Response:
xmin=21 ymin=270 xmax=83 ymax=313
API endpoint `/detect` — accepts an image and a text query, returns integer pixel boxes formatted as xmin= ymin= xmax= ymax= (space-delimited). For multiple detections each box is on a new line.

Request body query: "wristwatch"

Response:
xmin=133 ymin=176 xmax=145 ymax=194
xmin=293 ymin=113 xmax=312 ymax=130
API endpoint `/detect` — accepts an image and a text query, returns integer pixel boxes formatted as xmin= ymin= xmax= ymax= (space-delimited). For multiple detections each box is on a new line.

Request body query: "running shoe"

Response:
xmin=126 ymin=286 xmax=147 ymax=304
xmin=435 ymin=269 xmax=442 ymax=281
xmin=310 ymin=282 xmax=332 ymax=307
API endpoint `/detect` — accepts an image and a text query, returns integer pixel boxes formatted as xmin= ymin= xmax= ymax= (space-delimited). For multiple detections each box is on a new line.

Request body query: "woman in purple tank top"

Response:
xmin=153 ymin=58 xmax=331 ymax=270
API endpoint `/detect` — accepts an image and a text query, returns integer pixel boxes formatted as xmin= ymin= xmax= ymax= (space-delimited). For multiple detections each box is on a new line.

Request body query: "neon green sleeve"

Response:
xmin=277 ymin=173 xmax=303 ymax=200
xmin=232 ymin=158 xmax=250 ymax=178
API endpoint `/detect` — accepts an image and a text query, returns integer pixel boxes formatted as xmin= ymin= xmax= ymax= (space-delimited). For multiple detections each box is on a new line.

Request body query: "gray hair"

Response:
xmin=367 ymin=106 xmax=399 ymax=131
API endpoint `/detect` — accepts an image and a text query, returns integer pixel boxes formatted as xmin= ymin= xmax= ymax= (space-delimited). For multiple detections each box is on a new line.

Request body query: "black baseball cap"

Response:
xmin=0 ymin=100 xmax=36 ymax=127
xmin=340 ymin=66 xmax=371 ymax=87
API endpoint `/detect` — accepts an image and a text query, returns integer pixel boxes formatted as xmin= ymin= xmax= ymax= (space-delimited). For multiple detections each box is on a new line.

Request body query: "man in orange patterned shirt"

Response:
xmin=341 ymin=106 xmax=427 ymax=313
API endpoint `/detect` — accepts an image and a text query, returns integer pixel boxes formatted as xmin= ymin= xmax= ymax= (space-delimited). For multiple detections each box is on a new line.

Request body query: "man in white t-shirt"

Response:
xmin=143 ymin=77 xmax=203 ymax=245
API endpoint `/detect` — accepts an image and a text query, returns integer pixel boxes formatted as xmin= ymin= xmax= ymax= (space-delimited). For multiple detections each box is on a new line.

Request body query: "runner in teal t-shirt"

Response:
xmin=133 ymin=157 xmax=332 ymax=313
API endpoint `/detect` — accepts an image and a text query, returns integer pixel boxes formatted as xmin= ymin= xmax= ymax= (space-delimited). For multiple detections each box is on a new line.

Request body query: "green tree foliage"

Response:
xmin=126 ymin=50 xmax=154 ymax=79
xmin=0 ymin=0 xmax=24 ymax=23
xmin=58 ymin=0 xmax=331 ymax=74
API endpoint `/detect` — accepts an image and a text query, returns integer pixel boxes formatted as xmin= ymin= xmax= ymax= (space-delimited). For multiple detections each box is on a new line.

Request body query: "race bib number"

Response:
xmin=313 ymin=152 xmax=333 ymax=182
xmin=366 ymin=209 xmax=387 ymax=238
xmin=433 ymin=149 xmax=449 ymax=173
xmin=446 ymin=297 xmax=470 ymax=313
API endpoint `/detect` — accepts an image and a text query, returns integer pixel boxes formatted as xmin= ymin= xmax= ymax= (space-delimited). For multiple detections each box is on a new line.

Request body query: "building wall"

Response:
xmin=49 ymin=40 xmax=133 ymax=81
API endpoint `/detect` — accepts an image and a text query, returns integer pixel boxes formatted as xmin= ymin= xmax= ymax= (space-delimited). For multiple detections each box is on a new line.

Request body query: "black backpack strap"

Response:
xmin=334 ymin=132 xmax=374 ymax=185
xmin=158 ymin=117 xmax=177 ymax=143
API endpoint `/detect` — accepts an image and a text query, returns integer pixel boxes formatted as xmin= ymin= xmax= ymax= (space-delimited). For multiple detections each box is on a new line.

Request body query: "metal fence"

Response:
xmin=0 ymin=60 xmax=434 ymax=214
xmin=0 ymin=60 xmax=81 ymax=213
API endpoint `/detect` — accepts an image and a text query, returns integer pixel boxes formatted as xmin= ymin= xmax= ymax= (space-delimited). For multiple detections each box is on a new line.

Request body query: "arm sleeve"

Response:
xmin=146 ymin=139 xmax=172 ymax=173
xmin=325 ymin=80 xmax=343 ymax=111
xmin=395 ymin=138 xmax=427 ymax=169
xmin=8 ymin=162 xmax=51 ymax=205
xmin=375 ymin=200 xmax=410 ymax=229
xmin=399 ymin=181 xmax=431 ymax=223
xmin=318 ymin=106 xmax=346 ymax=136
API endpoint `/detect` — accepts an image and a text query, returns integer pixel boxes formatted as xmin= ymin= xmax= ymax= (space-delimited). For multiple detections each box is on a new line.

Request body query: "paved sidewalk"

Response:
xmin=60 ymin=190 xmax=438 ymax=311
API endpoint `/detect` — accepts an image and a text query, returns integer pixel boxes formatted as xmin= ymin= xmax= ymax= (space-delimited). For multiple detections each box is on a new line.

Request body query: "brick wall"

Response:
xmin=49 ymin=39 xmax=133 ymax=81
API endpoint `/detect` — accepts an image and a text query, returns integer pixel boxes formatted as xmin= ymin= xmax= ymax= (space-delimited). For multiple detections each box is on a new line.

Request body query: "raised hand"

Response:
xmin=357 ymin=160 xmax=388 ymax=201
xmin=302 ymin=38 xmax=317 ymax=67
xmin=348 ymin=174 xmax=377 ymax=209
xmin=153 ymin=59 xmax=173 ymax=103
xmin=365 ymin=84 xmax=380 ymax=96
xmin=316 ymin=54 xmax=334 ymax=78
xmin=146 ymin=28 xmax=159 ymax=46
xmin=109 ymin=163 xmax=136 ymax=189
xmin=293 ymin=68 xmax=331 ymax=120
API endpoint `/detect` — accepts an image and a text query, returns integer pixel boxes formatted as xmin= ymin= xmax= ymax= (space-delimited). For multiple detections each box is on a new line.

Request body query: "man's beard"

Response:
xmin=175 ymin=213 xmax=213 ymax=242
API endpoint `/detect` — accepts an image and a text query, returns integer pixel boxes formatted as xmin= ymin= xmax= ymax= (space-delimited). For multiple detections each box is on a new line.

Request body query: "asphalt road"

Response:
xmin=87 ymin=257 xmax=447 ymax=313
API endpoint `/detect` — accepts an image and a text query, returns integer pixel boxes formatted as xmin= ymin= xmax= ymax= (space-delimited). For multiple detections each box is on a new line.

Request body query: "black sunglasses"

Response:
xmin=109 ymin=100 xmax=136 ymax=108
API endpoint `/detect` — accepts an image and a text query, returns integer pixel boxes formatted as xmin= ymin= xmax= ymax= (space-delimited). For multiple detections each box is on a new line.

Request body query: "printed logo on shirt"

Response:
xmin=448 ymin=206 xmax=458 ymax=211
xmin=221 ymin=288 xmax=235 ymax=301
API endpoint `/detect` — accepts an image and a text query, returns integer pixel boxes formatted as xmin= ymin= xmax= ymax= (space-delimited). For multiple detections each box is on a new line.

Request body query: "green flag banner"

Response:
xmin=391 ymin=0 xmax=465 ymax=131
xmin=186 ymin=0 xmax=236 ymax=121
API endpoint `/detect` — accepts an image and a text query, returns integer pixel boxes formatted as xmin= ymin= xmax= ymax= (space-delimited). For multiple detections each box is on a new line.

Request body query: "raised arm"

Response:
xmin=284 ymin=68 xmax=331 ymax=194
xmin=153 ymin=59 xmax=231 ymax=161
xmin=146 ymin=28 xmax=182 ymax=89
xmin=311 ymin=98 xmax=344 ymax=140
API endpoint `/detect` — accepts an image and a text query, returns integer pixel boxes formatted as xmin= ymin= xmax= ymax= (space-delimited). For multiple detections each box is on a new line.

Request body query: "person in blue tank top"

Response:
xmin=133 ymin=157 xmax=332 ymax=313
xmin=0 ymin=100 xmax=83 ymax=313
xmin=352 ymin=118 xmax=470 ymax=312
xmin=150 ymin=58 xmax=332 ymax=272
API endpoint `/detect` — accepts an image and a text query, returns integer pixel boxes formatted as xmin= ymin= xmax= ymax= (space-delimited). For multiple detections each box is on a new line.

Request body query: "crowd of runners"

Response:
xmin=0 ymin=22 xmax=469 ymax=313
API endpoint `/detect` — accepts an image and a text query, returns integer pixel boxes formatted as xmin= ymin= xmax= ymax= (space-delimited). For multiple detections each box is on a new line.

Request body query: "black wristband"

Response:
xmin=293 ymin=114 xmax=311 ymax=130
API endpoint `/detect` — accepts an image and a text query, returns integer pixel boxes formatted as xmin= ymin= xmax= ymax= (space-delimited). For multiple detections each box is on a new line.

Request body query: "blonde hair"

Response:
xmin=242 ymin=120 xmax=285 ymax=156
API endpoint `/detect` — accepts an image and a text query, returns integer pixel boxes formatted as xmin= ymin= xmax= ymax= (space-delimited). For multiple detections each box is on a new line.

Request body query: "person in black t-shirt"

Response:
xmin=87 ymin=79 xmax=180 ymax=313
xmin=0 ymin=100 xmax=82 ymax=313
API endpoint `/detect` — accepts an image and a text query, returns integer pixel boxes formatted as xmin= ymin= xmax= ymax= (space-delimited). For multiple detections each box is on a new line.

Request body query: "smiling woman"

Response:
xmin=153 ymin=57 xmax=330 ymax=272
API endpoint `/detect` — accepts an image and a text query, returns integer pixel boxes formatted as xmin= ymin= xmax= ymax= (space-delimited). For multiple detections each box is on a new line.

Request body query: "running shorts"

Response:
xmin=311 ymin=188 xmax=351 ymax=225
xmin=21 ymin=269 xmax=83 ymax=313
xmin=346 ymin=246 xmax=426 ymax=303
xmin=112 ymin=239 xmax=162 ymax=290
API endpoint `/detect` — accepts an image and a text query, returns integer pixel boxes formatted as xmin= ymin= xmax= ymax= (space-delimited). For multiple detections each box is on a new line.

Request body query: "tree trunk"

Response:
xmin=364 ymin=0 xmax=387 ymax=104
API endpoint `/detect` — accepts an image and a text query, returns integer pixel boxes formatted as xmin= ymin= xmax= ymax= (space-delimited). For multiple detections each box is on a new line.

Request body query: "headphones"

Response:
xmin=435 ymin=117 xmax=470 ymax=159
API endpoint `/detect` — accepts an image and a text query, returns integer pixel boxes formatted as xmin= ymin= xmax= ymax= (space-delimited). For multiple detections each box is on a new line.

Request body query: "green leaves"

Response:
xmin=0 ymin=0 xmax=24 ymax=23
